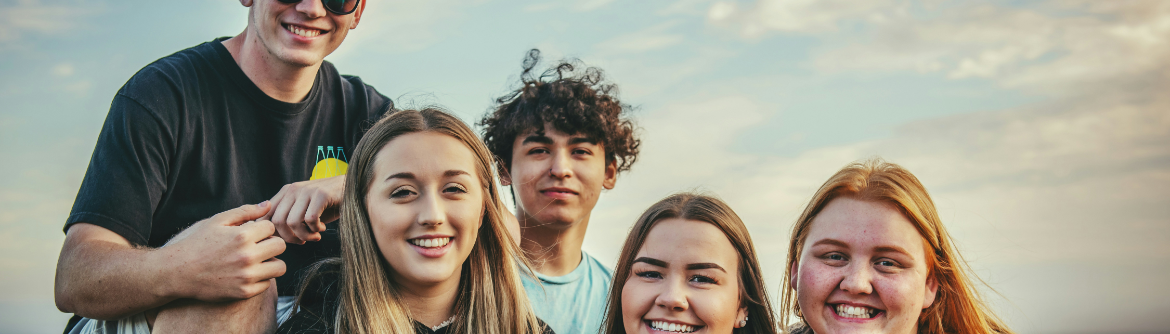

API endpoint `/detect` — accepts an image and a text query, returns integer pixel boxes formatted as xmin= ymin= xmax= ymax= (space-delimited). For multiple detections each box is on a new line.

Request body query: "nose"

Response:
xmin=839 ymin=262 xmax=874 ymax=295
xmin=655 ymin=278 xmax=689 ymax=312
xmin=549 ymin=149 xmax=573 ymax=179
xmin=295 ymin=0 xmax=327 ymax=18
xmin=416 ymin=191 xmax=445 ymax=227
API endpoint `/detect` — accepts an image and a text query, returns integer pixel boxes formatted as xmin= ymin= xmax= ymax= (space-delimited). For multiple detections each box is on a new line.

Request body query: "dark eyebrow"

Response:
xmin=385 ymin=172 xmax=415 ymax=182
xmin=633 ymin=257 xmax=668 ymax=268
xmin=521 ymin=135 xmax=553 ymax=145
xmin=811 ymin=238 xmax=849 ymax=249
xmin=444 ymin=170 xmax=470 ymax=178
xmin=685 ymin=263 xmax=726 ymax=272
xmin=568 ymin=137 xmax=598 ymax=145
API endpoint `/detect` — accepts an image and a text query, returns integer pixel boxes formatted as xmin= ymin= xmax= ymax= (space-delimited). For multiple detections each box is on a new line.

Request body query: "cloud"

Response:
xmin=594 ymin=21 xmax=686 ymax=55
xmin=332 ymin=0 xmax=471 ymax=57
xmin=708 ymin=0 xmax=1170 ymax=98
xmin=0 ymin=0 xmax=102 ymax=48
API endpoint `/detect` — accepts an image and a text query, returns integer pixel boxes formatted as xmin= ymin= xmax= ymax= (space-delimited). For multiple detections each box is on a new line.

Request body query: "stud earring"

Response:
xmin=739 ymin=316 xmax=748 ymax=327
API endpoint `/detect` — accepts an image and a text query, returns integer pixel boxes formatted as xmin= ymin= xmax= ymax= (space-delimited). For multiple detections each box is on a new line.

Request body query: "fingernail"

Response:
xmin=259 ymin=201 xmax=270 ymax=208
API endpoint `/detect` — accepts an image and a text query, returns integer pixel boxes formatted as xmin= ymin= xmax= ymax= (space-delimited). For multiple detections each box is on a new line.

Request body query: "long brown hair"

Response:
xmin=601 ymin=192 xmax=779 ymax=334
xmin=779 ymin=158 xmax=1013 ymax=334
xmin=298 ymin=108 xmax=543 ymax=334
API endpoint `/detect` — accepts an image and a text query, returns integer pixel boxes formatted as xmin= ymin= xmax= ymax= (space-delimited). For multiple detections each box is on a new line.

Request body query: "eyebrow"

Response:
xmin=685 ymin=263 xmax=727 ymax=272
xmin=633 ymin=257 xmax=727 ymax=272
xmin=568 ymin=137 xmax=598 ymax=145
xmin=874 ymin=245 xmax=912 ymax=257
xmin=811 ymin=238 xmax=850 ymax=249
xmin=633 ymin=257 xmax=668 ymax=267
xmin=385 ymin=170 xmax=469 ymax=182
xmin=521 ymin=134 xmax=598 ymax=146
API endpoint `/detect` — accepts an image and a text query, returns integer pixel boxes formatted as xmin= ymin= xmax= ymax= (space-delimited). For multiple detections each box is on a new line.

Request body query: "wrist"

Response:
xmin=145 ymin=245 xmax=186 ymax=300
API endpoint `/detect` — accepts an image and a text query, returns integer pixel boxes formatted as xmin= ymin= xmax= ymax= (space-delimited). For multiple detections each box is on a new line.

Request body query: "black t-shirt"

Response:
xmin=277 ymin=261 xmax=556 ymax=334
xmin=64 ymin=37 xmax=393 ymax=296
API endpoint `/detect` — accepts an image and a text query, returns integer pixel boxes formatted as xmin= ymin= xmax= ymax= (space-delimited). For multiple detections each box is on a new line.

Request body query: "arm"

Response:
xmin=55 ymin=203 xmax=286 ymax=320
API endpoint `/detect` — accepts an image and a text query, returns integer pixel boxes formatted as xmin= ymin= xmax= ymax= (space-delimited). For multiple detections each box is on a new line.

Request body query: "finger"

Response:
xmin=269 ymin=192 xmax=297 ymax=228
xmin=254 ymin=234 xmax=289 ymax=260
xmin=252 ymin=259 xmax=287 ymax=282
xmin=239 ymin=220 xmax=278 ymax=243
xmin=303 ymin=191 xmax=330 ymax=230
xmin=213 ymin=202 xmax=272 ymax=227
xmin=272 ymin=218 xmax=303 ymax=244
xmin=262 ymin=188 xmax=289 ymax=221
xmin=288 ymin=194 xmax=319 ymax=242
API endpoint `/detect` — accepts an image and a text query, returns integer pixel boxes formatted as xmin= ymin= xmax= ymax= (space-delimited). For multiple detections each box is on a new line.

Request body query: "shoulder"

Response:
xmin=320 ymin=61 xmax=393 ymax=118
xmin=116 ymin=40 xmax=227 ymax=117
xmin=581 ymin=251 xmax=614 ymax=279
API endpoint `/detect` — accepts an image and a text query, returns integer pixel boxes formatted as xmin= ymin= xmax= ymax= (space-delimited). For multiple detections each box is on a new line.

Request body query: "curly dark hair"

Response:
xmin=479 ymin=49 xmax=640 ymax=176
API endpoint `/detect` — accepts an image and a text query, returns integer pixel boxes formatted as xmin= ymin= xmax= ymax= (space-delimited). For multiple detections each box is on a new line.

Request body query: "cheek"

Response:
xmin=621 ymin=280 xmax=652 ymax=324
xmin=692 ymin=287 xmax=741 ymax=329
xmin=796 ymin=263 xmax=832 ymax=302
xmin=875 ymin=276 xmax=925 ymax=313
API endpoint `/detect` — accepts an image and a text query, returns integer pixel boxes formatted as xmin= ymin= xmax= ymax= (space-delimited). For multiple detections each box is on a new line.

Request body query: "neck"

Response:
xmin=519 ymin=211 xmax=591 ymax=277
xmin=221 ymin=30 xmax=321 ymax=103
xmin=395 ymin=269 xmax=461 ymax=328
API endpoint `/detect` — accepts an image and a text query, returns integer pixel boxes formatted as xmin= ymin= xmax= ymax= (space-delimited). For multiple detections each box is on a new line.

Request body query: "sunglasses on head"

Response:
xmin=276 ymin=0 xmax=361 ymax=16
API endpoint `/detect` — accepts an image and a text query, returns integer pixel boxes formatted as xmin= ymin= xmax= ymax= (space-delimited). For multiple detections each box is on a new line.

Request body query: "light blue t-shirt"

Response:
xmin=522 ymin=251 xmax=613 ymax=334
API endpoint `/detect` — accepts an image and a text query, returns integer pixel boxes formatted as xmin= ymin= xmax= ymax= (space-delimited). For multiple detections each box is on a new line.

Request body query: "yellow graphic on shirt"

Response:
xmin=310 ymin=146 xmax=349 ymax=180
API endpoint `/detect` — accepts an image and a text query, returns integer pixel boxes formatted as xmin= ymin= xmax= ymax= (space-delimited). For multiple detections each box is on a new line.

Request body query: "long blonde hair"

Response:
xmin=601 ymin=192 xmax=779 ymax=334
xmin=299 ymin=108 xmax=543 ymax=334
xmin=779 ymin=158 xmax=1013 ymax=334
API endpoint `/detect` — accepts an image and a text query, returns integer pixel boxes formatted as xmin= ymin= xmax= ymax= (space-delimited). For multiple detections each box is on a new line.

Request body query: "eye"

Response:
xmin=528 ymin=147 xmax=549 ymax=155
xmin=689 ymin=275 xmax=717 ymax=284
xmin=390 ymin=187 xmax=416 ymax=199
xmin=821 ymin=252 xmax=848 ymax=266
xmin=875 ymin=260 xmax=897 ymax=267
xmin=572 ymin=148 xmax=592 ymax=155
xmin=443 ymin=183 xmax=468 ymax=194
xmin=634 ymin=270 xmax=663 ymax=280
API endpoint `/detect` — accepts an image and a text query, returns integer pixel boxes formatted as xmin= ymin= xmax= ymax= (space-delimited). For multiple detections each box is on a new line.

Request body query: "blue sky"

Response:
xmin=1 ymin=0 xmax=1168 ymax=333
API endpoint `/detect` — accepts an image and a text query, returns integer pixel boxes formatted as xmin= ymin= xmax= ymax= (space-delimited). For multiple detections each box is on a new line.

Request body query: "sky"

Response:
xmin=1 ymin=0 xmax=1168 ymax=333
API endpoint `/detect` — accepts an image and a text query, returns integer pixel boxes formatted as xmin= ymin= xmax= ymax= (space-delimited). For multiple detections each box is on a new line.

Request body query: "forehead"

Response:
xmin=637 ymin=218 xmax=739 ymax=270
xmin=805 ymin=197 xmax=925 ymax=255
xmin=374 ymin=131 xmax=478 ymax=178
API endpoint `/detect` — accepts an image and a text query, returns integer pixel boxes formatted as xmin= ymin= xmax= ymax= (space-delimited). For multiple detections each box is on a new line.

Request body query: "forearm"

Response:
xmin=55 ymin=226 xmax=178 ymax=319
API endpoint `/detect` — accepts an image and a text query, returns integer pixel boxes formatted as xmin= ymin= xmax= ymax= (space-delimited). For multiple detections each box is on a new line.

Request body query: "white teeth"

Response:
xmin=286 ymin=25 xmax=321 ymax=37
xmin=649 ymin=321 xmax=695 ymax=333
xmin=835 ymin=304 xmax=877 ymax=319
xmin=409 ymin=237 xmax=450 ymax=248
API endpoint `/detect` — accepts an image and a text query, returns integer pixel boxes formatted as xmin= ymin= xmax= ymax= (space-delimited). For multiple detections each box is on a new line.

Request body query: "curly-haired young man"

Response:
xmin=480 ymin=49 xmax=640 ymax=334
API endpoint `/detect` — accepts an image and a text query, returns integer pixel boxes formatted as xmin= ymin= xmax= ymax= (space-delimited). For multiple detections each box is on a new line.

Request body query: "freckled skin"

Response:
xmin=793 ymin=198 xmax=938 ymax=334
xmin=622 ymin=219 xmax=747 ymax=334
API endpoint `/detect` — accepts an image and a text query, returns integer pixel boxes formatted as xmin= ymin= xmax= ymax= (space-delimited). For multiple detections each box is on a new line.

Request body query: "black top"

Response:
xmin=64 ymin=37 xmax=393 ymax=296
xmin=277 ymin=262 xmax=556 ymax=334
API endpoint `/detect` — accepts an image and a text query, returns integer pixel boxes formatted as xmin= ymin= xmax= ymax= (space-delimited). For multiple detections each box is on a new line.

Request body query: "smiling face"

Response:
xmin=621 ymin=218 xmax=747 ymax=334
xmin=366 ymin=131 xmax=483 ymax=290
xmin=794 ymin=197 xmax=938 ymax=334
xmin=248 ymin=0 xmax=363 ymax=67
xmin=507 ymin=123 xmax=616 ymax=229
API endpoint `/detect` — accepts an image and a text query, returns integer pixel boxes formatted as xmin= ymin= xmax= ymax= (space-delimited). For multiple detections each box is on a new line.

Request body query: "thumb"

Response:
xmin=214 ymin=201 xmax=272 ymax=226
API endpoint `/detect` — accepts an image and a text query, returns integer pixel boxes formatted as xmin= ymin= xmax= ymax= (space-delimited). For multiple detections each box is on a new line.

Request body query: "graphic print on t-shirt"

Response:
xmin=310 ymin=146 xmax=349 ymax=180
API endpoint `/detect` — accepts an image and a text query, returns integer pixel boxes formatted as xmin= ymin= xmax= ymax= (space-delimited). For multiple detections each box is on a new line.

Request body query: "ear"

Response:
xmin=735 ymin=307 xmax=749 ymax=328
xmin=922 ymin=274 xmax=939 ymax=309
xmin=789 ymin=261 xmax=799 ymax=291
xmin=601 ymin=160 xmax=617 ymax=190
xmin=351 ymin=0 xmax=367 ymax=29
xmin=239 ymin=0 xmax=253 ymax=6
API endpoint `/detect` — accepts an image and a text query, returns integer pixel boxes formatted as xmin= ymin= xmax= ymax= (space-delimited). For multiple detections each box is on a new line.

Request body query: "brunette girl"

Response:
xmin=600 ymin=192 xmax=779 ymax=334
xmin=780 ymin=159 xmax=1013 ymax=334
xmin=277 ymin=109 xmax=550 ymax=334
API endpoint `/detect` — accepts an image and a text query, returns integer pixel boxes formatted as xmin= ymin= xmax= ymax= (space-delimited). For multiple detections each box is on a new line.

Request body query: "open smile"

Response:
xmin=282 ymin=23 xmax=326 ymax=38
xmin=828 ymin=303 xmax=884 ymax=321
xmin=407 ymin=236 xmax=454 ymax=258
xmin=645 ymin=320 xmax=702 ymax=333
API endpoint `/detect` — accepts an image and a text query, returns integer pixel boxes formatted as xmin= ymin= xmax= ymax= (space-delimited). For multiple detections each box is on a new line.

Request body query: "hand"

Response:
xmin=159 ymin=202 xmax=287 ymax=302
xmin=264 ymin=175 xmax=345 ymax=244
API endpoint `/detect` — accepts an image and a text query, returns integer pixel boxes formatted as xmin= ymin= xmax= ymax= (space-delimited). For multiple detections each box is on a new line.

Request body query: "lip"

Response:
xmin=643 ymin=319 xmax=703 ymax=333
xmin=825 ymin=302 xmax=884 ymax=323
xmin=407 ymin=234 xmax=454 ymax=259
xmin=539 ymin=187 xmax=578 ymax=200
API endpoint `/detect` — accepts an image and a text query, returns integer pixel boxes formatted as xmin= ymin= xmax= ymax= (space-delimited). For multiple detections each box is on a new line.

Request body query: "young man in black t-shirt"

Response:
xmin=54 ymin=0 xmax=389 ymax=332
